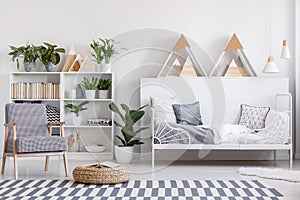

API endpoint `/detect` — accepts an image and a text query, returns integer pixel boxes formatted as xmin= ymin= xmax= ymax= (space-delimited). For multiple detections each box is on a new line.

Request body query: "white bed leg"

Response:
xmin=152 ymin=148 xmax=155 ymax=170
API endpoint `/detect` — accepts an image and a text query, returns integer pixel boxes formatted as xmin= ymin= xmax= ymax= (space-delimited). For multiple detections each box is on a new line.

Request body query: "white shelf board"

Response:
xmin=64 ymin=99 xmax=112 ymax=102
xmin=11 ymin=72 xmax=61 ymax=75
xmin=64 ymin=125 xmax=112 ymax=128
xmin=12 ymin=99 xmax=60 ymax=101
xmin=62 ymin=72 xmax=113 ymax=75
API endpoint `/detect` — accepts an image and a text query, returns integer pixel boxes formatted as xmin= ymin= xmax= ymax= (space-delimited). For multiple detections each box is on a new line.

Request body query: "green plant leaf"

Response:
xmin=116 ymin=135 xmax=126 ymax=146
xmin=135 ymin=127 xmax=148 ymax=134
xmin=114 ymin=120 xmax=123 ymax=127
xmin=109 ymin=102 xmax=125 ymax=123
xmin=127 ymin=139 xmax=144 ymax=146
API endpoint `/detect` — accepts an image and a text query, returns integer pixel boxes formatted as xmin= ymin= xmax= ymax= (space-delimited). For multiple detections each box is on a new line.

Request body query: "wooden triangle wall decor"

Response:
xmin=210 ymin=33 xmax=257 ymax=77
xmin=68 ymin=54 xmax=82 ymax=72
xmin=79 ymin=56 xmax=95 ymax=72
xmin=157 ymin=34 xmax=207 ymax=77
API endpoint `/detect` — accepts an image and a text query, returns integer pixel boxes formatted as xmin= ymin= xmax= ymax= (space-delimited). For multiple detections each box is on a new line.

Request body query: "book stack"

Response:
xmin=11 ymin=82 xmax=60 ymax=99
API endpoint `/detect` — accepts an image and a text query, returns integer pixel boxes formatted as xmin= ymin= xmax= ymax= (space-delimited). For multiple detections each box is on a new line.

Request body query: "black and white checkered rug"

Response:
xmin=0 ymin=179 xmax=283 ymax=199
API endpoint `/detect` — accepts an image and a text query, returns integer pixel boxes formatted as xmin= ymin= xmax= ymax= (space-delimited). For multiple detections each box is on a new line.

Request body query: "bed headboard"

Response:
xmin=140 ymin=77 xmax=289 ymax=126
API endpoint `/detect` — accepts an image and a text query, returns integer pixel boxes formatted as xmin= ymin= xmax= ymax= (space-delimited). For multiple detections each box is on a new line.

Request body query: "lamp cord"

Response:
xmin=269 ymin=0 xmax=272 ymax=55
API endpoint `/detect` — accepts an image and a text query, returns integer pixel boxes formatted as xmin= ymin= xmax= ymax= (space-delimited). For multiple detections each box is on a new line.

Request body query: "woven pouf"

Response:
xmin=73 ymin=164 xmax=131 ymax=184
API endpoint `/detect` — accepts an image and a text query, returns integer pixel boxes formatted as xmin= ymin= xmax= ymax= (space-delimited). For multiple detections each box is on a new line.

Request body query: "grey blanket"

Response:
xmin=154 ymin=122 xmax=214 ymax=144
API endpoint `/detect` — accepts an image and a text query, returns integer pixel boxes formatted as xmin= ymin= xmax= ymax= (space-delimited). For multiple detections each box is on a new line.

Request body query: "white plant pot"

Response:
xmin=115 ymin=145 xmax=134 ymax=164
xmin=85 ymin=90 xmax=95 ymax=99
xmin=71 ymin=114 xmax=82 ymax=126
xmin=98 ymin=90 xmax=109 ymax=99
xmin=95 ymin=63 xmax=102 ymax=72
xmin=102 ymin=63 xmax=111 ymax=72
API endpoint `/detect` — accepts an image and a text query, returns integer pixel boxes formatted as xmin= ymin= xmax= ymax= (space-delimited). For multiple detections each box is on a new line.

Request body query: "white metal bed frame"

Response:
xmin=151 ymin=93 xmax=293 ymax=168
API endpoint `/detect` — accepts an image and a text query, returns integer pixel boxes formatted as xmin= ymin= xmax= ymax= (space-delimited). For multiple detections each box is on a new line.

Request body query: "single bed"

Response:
xmin=140 ymin=77 xmax=293 ymax=168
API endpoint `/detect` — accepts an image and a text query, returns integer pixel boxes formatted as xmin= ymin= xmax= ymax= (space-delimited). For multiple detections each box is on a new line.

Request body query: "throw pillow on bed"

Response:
xmin=150 ymin=96 xmax=177 ymax=123
xmin=172 ymin=101 xmax=203 ymax=126
xmin=238 ymin=104 xmax=270 ymax=130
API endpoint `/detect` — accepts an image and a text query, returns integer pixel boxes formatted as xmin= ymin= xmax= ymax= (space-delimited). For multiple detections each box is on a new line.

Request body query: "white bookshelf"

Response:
xmin=10 ymin=72 xmax=115 ymax=159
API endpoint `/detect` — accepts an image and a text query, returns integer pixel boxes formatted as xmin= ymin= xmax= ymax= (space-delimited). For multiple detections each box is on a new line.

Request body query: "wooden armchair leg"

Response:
xmin=13 ymin=155 xmax=18 ymax=180
xmin=1 ymin=154 xmax=6 ymax=174
xmin=63 ymin=152 xmax=69 ymax=177
xmin=45 ymin=156 xmax=50 ymax=172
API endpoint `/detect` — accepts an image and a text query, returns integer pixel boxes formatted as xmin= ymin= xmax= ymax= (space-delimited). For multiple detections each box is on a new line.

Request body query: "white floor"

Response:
xmin=1 ymin=157 xmax=300 ymax=199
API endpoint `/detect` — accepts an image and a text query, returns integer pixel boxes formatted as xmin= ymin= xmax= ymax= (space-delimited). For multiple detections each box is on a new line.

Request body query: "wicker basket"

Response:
xmin=73 ymin=164 xmax=131 ymax=184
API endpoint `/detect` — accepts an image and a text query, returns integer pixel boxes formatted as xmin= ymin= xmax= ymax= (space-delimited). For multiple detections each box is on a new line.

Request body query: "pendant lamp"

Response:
xmin=263 ymin=56 xmax=279 ymax=73
xmin=280 ymin=40 xmax=291 ymax=59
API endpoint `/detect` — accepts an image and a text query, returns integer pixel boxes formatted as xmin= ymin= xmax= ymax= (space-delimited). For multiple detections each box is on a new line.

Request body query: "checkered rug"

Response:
xmin=0 ymin=179 xmax=283 ymax=199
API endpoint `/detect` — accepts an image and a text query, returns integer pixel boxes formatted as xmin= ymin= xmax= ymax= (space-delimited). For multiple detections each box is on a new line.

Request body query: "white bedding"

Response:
xmin=218 ymin=111 xmax=290 ymax=145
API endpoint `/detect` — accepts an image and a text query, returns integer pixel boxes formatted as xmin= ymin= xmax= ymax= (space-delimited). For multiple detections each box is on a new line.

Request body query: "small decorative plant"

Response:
xmin=90 ymin=38 xmax=118 ymax=64
xmin=65 ymin=101 xmax=89 ymax=117
xmin=8 ymin=43 xmax=39 ymax=70
xmin=109 ymin=102 xmax=148 ymax=146
xmin=98 ymin=79 xmax=111 ymax=90
xmin=90 ymin=39 xmax=104 ymax=64
xmin=38 ymin=42 xmax=65 ymax=67
xmin=81 ymin=77 xmax=98 ymax=90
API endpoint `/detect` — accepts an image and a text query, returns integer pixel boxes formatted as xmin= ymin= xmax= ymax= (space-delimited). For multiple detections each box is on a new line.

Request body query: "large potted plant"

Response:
xmin=38 ymin=42 xmax=65 ymax=72
xmin=90 ymin=38 xmax=117 ymax=72
xmin=109 ymin=102 xmax=147 ymax=163
xmin=8 ymin=43 xmax=39 ymax=72
xmin=81 ymin=77 xmax=98 ymax=99
xmin=97 ymin=78 xmax=111 ymax=99
xmin=65 ymin=101 xmax=89 ymax=126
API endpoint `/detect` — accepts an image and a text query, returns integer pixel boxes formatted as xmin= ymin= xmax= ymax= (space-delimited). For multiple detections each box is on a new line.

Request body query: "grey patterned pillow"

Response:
xmin=238 ymin=104 xmax=270 ymax=130
xmin=172 ymin=102 xmax=203 ymax=126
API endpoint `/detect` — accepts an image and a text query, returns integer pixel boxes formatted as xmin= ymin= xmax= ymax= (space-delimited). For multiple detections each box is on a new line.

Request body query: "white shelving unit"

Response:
xmin=10 ymin=72 xmax=114 ymax=160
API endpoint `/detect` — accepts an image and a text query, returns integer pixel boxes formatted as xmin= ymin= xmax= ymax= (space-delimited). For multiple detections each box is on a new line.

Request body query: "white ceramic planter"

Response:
xmin=71 ymin=114 xmax=82 ymax=126
xmin=95 ymin=63 xmax=102 ymax=72
xmin=102 ymin=63 xmax=111 ymax=72
xmin=98 ymin=90 xmax=109 ymax=99
xmin=114 ymin=145 xmax=134 ymax=164
xmin=95 ymin=63 xmax=111 ymax=72
xmin=85 ymin=90 xmax=95 ymax=99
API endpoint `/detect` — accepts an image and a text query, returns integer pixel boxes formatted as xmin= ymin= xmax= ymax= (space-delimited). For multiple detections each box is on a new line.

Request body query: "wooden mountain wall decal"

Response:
xmin=210 ymin=33 xmax=257 ymax=77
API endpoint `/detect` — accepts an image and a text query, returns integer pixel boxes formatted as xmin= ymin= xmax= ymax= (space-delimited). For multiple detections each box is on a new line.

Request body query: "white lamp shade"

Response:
xmin=280 ymin=40 xmax=291 ymax=59
xmin=263 ymin=56 xmax=279 ymax=73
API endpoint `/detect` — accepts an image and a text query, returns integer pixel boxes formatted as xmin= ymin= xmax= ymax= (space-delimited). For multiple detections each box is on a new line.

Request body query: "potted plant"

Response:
xmin=65 ymin=101 xmax=89 ymax=126
xmin=90 ymin=39 xmax=103 ymax=71
xmin=109 ymin=102 xmax=148 ymax=163
xmin=97 ymin=78 xmax=111 ymax=99
xmin=90 ymin=38 xmax=118 ymax=72
xmin=81 ymin=77 xmax=98 ymax=99
xmin=8 ymin=43 xmax=39 ymax=72
xmin=38 ymin=42 xmax=65 ymax=72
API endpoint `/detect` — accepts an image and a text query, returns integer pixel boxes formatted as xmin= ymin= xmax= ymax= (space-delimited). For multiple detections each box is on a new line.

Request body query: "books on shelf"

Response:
xmin=11 ymin=82 xmax=60 ymax=99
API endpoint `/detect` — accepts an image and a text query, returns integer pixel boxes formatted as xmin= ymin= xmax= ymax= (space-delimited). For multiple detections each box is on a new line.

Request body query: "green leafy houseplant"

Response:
xmin=65 ymin=101 xmax=89 ymax=117
xmin=38 ymin=42 xmax=65 ymax=67
xmin=98 ymin=79 xmax=111 ymax=90
xmin=90 ymin=38 xmax=118 ymax=64
xmin=8 ymin=43 xmax=39 ymax=70
xmin=109 ymin=102 xmax=148 ymax=146
xmin=90 ymin=39 xmax=104 ymax=64
xmin=81 ymin=77 xmax=98 ymax=90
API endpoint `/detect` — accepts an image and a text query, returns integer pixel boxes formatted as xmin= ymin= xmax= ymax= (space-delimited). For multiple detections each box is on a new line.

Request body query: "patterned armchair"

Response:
xmin=1 ymin=103 xmax=69 ymax=179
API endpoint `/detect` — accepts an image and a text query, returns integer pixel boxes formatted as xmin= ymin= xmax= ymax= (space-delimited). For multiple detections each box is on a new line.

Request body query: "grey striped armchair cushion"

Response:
xmin=6 ymin=103 xmax=49 ymax=137
xmin=5 ymin=103 xmax=67 ymax=153
xmin=16 ymin=136 xmax=67 ymax=153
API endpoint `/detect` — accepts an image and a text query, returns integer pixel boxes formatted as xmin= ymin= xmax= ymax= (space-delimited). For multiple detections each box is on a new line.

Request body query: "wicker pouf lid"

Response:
xmin=73 ymin=164 xmax=131 ymax=184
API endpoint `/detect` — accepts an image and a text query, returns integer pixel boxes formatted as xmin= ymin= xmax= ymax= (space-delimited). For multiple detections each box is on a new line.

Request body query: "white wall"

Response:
xmin=0 ymin=0 xmax=296 ymax=156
